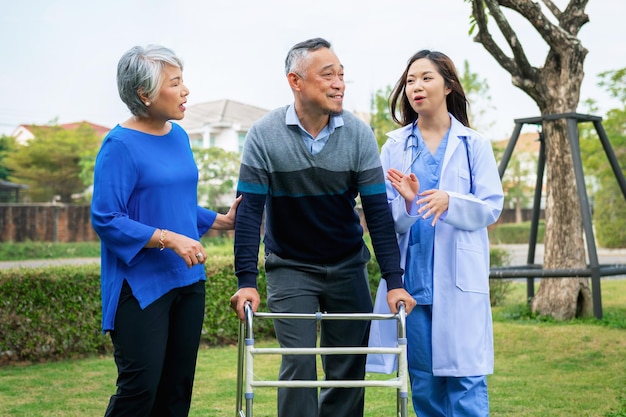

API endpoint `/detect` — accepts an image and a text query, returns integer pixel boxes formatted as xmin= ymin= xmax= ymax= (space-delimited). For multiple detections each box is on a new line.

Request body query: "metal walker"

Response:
xmin=235 ymin=302 xmax=409 ymax=417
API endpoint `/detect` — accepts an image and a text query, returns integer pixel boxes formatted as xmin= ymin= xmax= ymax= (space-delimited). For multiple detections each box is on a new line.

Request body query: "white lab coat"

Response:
xmin=367 ymin=114 xmax=504 ymax=377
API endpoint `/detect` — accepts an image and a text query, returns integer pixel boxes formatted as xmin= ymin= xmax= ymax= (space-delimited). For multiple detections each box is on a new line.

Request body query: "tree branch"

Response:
xmin=561 ymin=0 xmax=590 ymax=35
xmin=497 ymin=0 xmax=587 ymax=49
xmin=470 ymin=0 xmax=541 ymax=100
xmin=540 ymin=0 xmax=561 ymax=20
xmin=470 ymin=0 xmax=520 ymax=77
xmin=470 ymin=0 xmax=589 ymax=104
xmin=484 ymin=0 xmax=536 ymax=78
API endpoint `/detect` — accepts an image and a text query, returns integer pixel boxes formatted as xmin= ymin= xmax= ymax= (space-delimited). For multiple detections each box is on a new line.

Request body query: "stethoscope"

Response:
xmin=402 ymin=121 xmax=422 ymax=174
xmin=402 ymin=121 xmax=474 ymax=193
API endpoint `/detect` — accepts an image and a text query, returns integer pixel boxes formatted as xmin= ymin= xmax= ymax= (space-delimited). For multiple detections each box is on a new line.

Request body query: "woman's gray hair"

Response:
xmin=117 ymin=45 xmax=184 ymax=118
xmin=284 ymin=38 xmax=331 ymax=76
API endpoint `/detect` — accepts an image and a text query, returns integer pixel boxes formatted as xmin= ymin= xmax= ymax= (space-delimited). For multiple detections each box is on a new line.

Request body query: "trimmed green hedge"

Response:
xmin=488 ymin=221 xmax=545 ymax=244
xmin=0 ymin=265 xmax=107 ymax=365
xmin=0 ymin=250 xmax=505 ymax=366
xmin=0 ymin=258 xmax=272 ymax=365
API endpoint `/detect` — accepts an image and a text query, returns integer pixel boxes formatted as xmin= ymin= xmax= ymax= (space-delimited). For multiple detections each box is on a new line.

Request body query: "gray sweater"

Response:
xmin=234 ymin=106 xmax=403 ymax=290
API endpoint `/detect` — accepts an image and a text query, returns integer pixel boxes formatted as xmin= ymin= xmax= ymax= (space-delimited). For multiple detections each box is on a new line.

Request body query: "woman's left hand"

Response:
xmin=416 ymin=189 xmax=449 ymax=226
xmin=212 ymin=195 xmax=242 ymax=230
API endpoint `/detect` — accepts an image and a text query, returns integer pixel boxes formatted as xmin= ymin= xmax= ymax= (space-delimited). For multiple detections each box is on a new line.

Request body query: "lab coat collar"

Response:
xmin=386 ymin=113 xmax=468 ymax=143
xmin=385 ymin=113 xmax=468 ymax=175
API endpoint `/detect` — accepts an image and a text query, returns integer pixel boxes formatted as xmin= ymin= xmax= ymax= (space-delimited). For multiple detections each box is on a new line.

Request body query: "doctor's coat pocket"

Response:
xmin=457 ymin=167 xmax=472 ymax=193
xmin=455 ymin=242 xmax=489 ymax=294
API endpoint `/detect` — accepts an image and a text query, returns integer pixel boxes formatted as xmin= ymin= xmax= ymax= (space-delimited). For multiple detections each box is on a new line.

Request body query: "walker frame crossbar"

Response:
xmin=235 ymin=303 xmax=409 ymax=417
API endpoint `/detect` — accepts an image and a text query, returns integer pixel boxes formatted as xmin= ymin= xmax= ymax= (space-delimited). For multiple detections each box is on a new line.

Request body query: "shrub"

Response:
xmin=0 ymin=265 xmax=109 ymax=365
xmin=594 ymin=181 xmax=626 ymax=248
xmin=0 ymin=259 xmax=273 ymax=366
xmin=488 ymin=221 xmax=545 ymax=244
xmin=201 ymin=255 xmax=274 ymax=345
xmin=0 ymin=247 xmax=507 ymax=365
xmin=489 ymin=247 xmax=512 ymax=306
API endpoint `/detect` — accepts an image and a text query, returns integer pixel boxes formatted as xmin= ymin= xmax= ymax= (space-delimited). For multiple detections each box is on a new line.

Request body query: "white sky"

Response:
xmin=1 ymin=0 xmax=624 ymax=140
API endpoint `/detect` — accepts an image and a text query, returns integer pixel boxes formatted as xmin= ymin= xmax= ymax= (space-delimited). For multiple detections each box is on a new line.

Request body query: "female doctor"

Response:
xmin=370 ymin=50 xmax=504 ymax=416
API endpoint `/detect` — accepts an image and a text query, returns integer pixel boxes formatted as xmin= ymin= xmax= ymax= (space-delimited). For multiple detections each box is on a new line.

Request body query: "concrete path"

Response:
xmin=0 ymin=257 xmax=100 ymax=270
xmin=1 ymin=244 xmax=624 ymax=270
xmin=492 ymin=243 xmax=626 ymax=266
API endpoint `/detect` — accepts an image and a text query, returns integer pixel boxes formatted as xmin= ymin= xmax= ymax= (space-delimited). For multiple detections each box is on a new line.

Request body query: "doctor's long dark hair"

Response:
xmin=389 ymin=50 xmax=470 ymax=128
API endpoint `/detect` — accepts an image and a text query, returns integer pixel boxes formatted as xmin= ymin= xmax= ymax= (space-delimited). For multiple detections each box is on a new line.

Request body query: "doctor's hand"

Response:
xmin=387 ymin=168 xmax=420 ymax=210
xmin=416 ymin=189 xmax=449 ymax=226
xmin=386 ymin=288 xmax=416 ymax=315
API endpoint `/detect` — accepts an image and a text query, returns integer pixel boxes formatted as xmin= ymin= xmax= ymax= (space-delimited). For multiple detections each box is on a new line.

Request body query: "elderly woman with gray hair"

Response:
xmin=91 ymin=44 xmax=240 ymax=417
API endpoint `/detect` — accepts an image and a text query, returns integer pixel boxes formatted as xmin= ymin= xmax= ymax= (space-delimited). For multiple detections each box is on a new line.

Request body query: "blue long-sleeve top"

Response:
xmin=91 ymin=123 xmax=217 ymax=332
xmin=234 ymin=106 xmax=403 ymax=290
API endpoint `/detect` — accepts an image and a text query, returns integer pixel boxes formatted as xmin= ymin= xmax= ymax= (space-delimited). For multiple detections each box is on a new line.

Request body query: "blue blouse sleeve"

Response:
xmin=197 ymin=206 xmax=218 ymax=237
xmin=90 ymin=137 xmax=155 ymax=266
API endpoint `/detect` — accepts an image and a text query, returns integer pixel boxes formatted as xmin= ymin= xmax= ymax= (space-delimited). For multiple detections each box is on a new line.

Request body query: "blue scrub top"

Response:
xmin=404 ymin=126 xmax=449 ymax=305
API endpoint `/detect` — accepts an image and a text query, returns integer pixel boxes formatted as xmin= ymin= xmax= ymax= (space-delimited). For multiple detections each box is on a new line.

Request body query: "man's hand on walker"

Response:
xmin=387 ymin=288 xmax=416 ymax=315
xmin=230 ymin=287 xmax=261 ymax=321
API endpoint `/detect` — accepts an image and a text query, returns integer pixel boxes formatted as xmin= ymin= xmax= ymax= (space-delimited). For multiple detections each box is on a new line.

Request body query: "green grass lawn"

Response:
xmin=1 ymin=279 xmax=625 ymax=417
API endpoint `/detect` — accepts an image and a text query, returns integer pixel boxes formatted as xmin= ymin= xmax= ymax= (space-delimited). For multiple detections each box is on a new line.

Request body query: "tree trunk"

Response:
xmin=468 ymin=0 xmax=593 ymax=320
xmin=531 ymin=57 xmax=593 ymax=320
xmin=514 ymin=197 xmax=523 ymax=223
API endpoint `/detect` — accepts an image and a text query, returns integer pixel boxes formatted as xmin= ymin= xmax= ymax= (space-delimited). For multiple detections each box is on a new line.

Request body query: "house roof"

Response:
xmin=179 ymin=99 xmax=269 ymax=131
xmin=0 ymin=179 xmax=28 ymax=190
xmin=58 ymin=121 xmax=111 ymax=137
xmin=13 ymin=121 xmax=111 ymax=138
xmin=495 ymin=131 xmax=541 ymax=153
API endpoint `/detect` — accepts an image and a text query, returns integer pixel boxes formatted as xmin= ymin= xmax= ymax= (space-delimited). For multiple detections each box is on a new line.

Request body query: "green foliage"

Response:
xmin=489 ymin=247 xmax=512 ymax=306
xmin=499 ymin=155 xmax=536 ymax=219
xmin=0 ymin=134 xmax=17 ymax=181
xmin=597 ymin=67 xmax=626 ymax=102
xmin=1 ymin=246 xmax=502 ymax=363
xmin=579 ymin=68 xmax=626 ymax=247
xmin=459 ymin=59 xmax=495 ymax=132
xmin=0 ymin=265 xmax=110 ymax=364
xmin=494 ymin=297 xmax=626 ymax=331
xmin=77 ymin=143 xmax=99 ymax=201
xmin=594 ymin=179 xmax=626 ymax=248
xmin=3 ymin=280 xmax=626 ymax=416
xmin=488 ymin=221 xmax=545 ymax=244
xmin=599 ymin=307 xmax=626 ymax=330
xmin=369 ymin=85 xmax=396 ymax=150
xmin=0 ymin=257 xmax=274 ymax=365
xmin=200 ymin=235 xmax=236 ymax=256
xmin=0 ymin=241 xmax=101 ymax=261
xmin=492 ymin=279 xmax=626 ymax=330
xmin=193 ymin=147 xmax=240 ymax=207
xmin=5 ymin=123 xmax=102 ymax=202
xmin=201 ymin=256 xmax=274 ymax=345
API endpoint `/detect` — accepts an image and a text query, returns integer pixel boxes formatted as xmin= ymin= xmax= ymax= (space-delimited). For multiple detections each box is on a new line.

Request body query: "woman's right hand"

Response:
xmin=156 ymin=229 xmax=206 ymax=268
xmin=387 ymin=168 xmax=420 ymax=210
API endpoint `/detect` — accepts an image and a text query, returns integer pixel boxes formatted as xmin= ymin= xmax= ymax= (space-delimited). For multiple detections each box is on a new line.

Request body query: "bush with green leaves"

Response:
xmin=0 ymin=259 xmax=272 ymax=366
xmin=1 ymin=247 xmax=509 ymax=365
xmin=488 ymin=221 xmax=545 ymax=244
xmin=0 ymin=265 xmax=108 ymax=365
xmin=594 ymin=180 xmax=626 ymax=248
xmin=489 ymin=246 xmax=512 ymax=306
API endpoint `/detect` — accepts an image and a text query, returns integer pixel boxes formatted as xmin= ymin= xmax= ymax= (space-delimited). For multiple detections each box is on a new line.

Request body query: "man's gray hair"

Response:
xmin=284 ymin=38 xmax=331 ymax=76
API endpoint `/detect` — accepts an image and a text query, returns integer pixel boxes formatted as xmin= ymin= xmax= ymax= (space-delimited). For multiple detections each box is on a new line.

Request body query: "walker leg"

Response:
xmin=236 ymin=320 xmax=245 ymax=417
